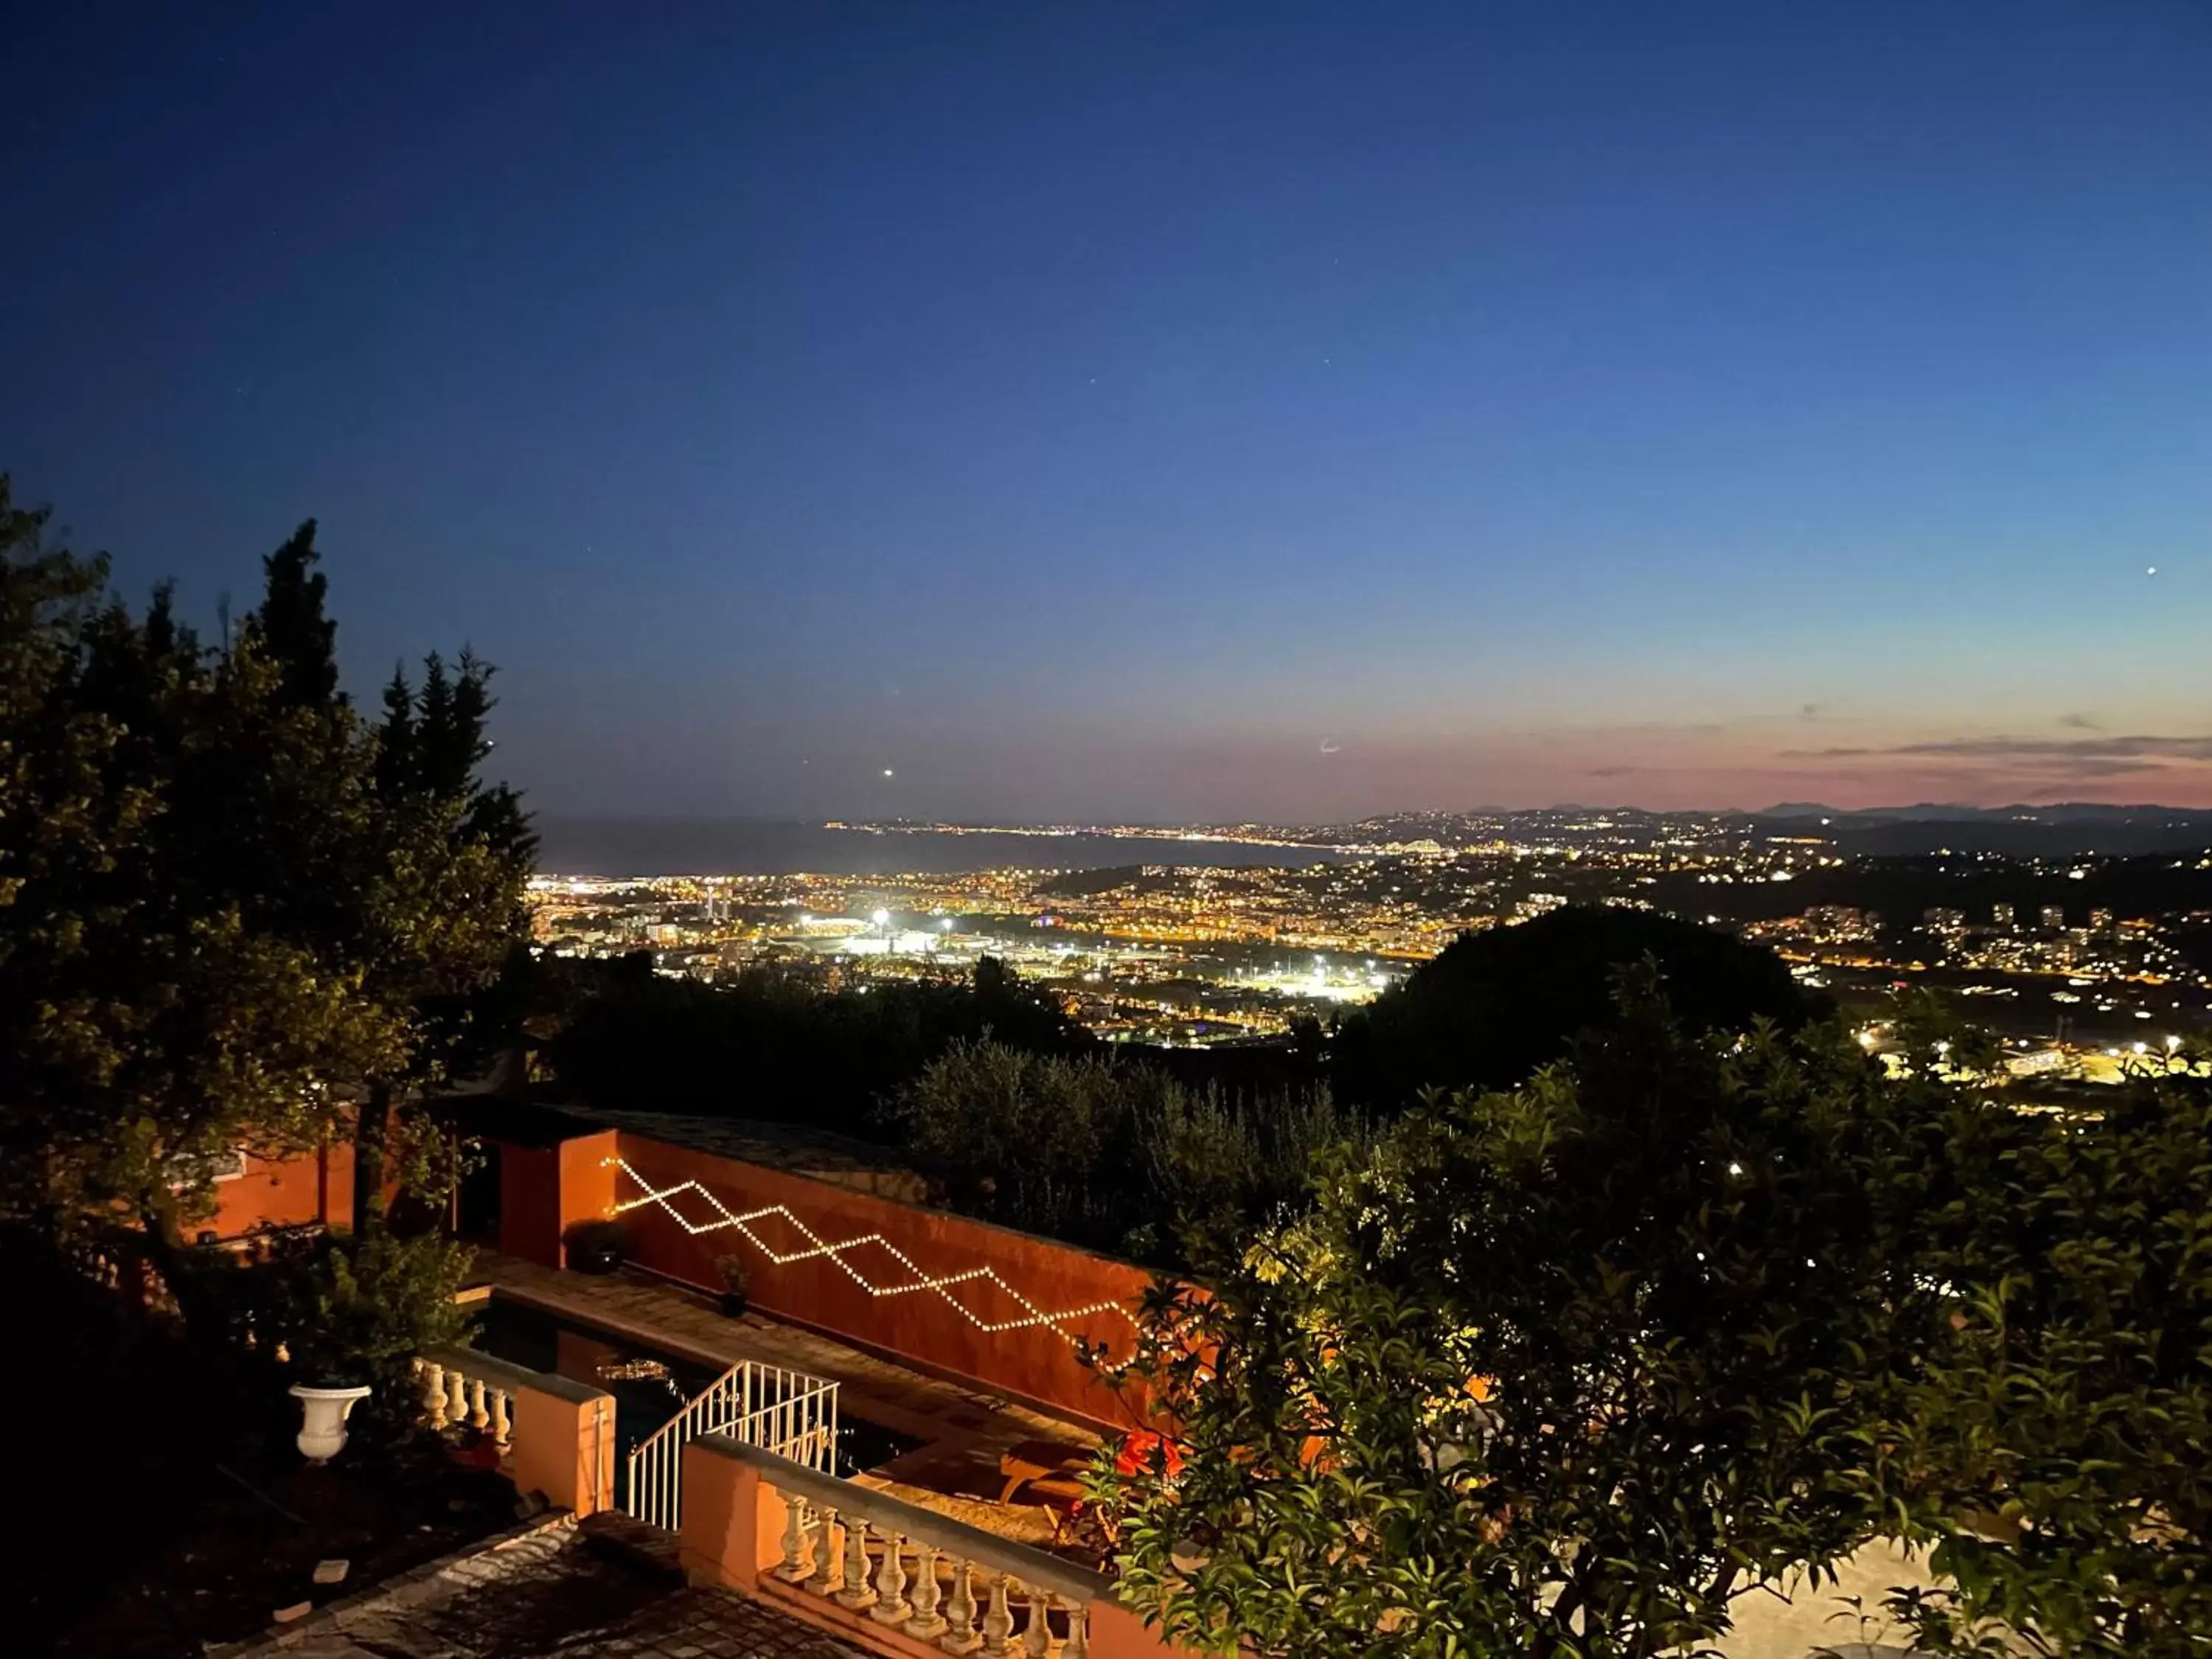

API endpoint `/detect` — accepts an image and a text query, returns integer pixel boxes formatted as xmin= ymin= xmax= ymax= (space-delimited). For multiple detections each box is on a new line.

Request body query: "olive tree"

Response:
xmin=1102 ymin=983 xmax=1948 ymax=1658
xmin=1880 ymin=1050 xmax=2212 ymax=1657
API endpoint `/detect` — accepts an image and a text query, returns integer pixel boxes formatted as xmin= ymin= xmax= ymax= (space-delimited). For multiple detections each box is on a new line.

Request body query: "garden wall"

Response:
xmin=610 ymin=1131 xmax=1152 ymax=1432
xmin=206 ymin=1136 xmax=355 ymax=1240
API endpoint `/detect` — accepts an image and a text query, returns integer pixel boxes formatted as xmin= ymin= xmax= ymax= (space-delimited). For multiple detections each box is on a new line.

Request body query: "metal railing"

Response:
xmin=625 ymin=1358 xmax=838 ymax=1532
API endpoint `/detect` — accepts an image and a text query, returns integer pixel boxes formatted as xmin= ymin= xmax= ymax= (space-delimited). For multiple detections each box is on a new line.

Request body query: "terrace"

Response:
xmin=308 ymin=1101 xmax=1943 ymax=1659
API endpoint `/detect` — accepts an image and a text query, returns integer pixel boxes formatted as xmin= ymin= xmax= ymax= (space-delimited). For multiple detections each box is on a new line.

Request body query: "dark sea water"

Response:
xmin=533 ymin=816 xmax=1345 ymax=877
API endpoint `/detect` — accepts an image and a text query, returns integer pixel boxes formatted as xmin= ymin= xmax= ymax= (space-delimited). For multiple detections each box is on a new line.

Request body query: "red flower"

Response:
xmin=1113 ymin=1430 xmax=1186 ymax=1479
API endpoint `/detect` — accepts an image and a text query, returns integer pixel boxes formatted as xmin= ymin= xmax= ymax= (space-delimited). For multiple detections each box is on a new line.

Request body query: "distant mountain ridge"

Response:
xmin=1324 ymin=803 xmax=2212 ymax=858
xmin=1734 ymin=802 xmax=2212 ymax=857
xmin=1756 ymin=801 xmax=2212 ymax=825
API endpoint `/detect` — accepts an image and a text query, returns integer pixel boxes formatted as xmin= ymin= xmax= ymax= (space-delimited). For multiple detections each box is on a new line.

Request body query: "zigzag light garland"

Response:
xmin=607 ymin=1157 xmax=1135 ymax=1346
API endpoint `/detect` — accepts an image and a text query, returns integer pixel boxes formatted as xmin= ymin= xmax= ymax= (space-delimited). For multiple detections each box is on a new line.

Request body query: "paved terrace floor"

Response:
xmin=467 ymin=1251 xmax=1101 ymax=1548
xmin=220 ymin=1513 xmax=865 ymax=1659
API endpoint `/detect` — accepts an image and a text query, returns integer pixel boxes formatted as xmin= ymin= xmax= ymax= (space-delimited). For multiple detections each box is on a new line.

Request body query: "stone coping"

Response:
xmin=695 ymin=1433 xmax=1110 ymax=1605
xmin=425 ymin=1342 xmax=615 ymax=1408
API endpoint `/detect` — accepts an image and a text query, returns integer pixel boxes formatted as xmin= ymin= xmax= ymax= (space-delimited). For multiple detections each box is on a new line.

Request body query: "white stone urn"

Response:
xmin=290 ymin=1382 xmax=374 ymax=1464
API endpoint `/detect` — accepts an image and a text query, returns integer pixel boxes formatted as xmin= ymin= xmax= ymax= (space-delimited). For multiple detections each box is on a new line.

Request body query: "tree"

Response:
xmin=1104 ymin=981 xmax=1942 ymax=1658
xmin=1879 ymin=1051 xmax=2212 ymax=1657
xmin=895 ymin=1040 xmax=1363 ymax=1265
xmin=347 ymin=647 xmax=535 ymax=1231
xmin=898 ymin=1040 xmax=1129 ymax=1241
xmin=256 ymin=518 xmax=340 ymax=708
xmin=0 ymin=479 xmax=406 ymax=1307
xmin=1332 ymin=905 xmax=1822 ymax=1112
xmin=0 ymin=482 xmax=529 ymax=1333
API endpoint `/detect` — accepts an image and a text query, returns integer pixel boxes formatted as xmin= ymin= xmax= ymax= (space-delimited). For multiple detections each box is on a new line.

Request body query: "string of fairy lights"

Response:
xmin=605 ymin=1158 xmax=1136 ymax=1346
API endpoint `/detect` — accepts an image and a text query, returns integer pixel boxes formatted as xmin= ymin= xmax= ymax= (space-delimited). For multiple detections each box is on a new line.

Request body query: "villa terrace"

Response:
xmin=204 ymin=1099 xmax=1945 ymax=1659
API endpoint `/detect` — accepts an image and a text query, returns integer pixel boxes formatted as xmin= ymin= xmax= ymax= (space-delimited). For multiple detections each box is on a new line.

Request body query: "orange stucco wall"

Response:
xmin=498 ymin=1144 xmax=562 ymax=1264
xmin=205 ymin=1138 xmax=355 ymax=1240
xmin=611 ymin=1133 xmax=1154 ymax=1431
xmin=495 ymin=1129 xmax=620 ymax=1267
xmin=509 ymin=1379 xmax=617 ymax=1518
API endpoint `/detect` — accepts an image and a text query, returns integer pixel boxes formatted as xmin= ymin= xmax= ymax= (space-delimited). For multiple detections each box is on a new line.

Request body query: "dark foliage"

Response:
xmin=1877 ymin=1051 xmax=2212 ymax=1656
xmin=540 ymin=955 xmax=1092 ymax=1137
xmin=1332 ymin=905 xmax=1821 ymax=1110
xmin=256 ymin=520 xmax=340 ymax=709
xmin=896 ymin=1040 xmax=1361 ymax=1267
xmin=1107 ymin=984 xmax=1933 ymax=1658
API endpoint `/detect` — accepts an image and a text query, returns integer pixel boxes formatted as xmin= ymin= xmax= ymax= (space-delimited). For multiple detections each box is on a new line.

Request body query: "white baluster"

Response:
xmin=777 ymin=1493 xmax=814 ymax=1582
xmin=467 ymin=1377 xmax=490 ymax=1432
xmin=939 ymin=1557 xmax=980 ymax=1654
xmin=1021 ymin=1585 xmax=1052 ymax=1657
xmin=869 ymin=1529 xmax=911 ymax=1624
xmin=487 ymin=1388 xmax=512 ymax=1457
xmin=1059 ymin=1599 xmax=1090 ymax=1659
xmin=835 ymin=1515 xmax=878 ymax=1610
xmin=421 ymin=1361 xmax=448 ymax=1428
xmin=905 ymin=1544 xmax=947 ymax=1640
xmin=981 ymin=1573 xmax=1014 ymax=1656
xmin=445 ymin=1369 xmax=467 ymax=1427
xmin=807 ymin=1507 xmax=842 ymax=1595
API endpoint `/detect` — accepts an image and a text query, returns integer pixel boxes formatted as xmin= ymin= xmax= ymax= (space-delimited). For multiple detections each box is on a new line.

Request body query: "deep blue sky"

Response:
xmin=4 ymin=1 xmax=2207 ymax=821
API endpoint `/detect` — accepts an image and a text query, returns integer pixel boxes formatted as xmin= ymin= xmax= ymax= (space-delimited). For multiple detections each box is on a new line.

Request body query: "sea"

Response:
xmin=532 ymin=817 xmax=1345 ymax=878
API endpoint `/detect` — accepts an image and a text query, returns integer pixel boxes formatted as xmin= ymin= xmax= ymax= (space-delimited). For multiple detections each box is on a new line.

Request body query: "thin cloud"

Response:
xmin=2056 ymin=712 xmax=2101 ymax=731
xmin=1781 ymin=734 xmax=2212 ymax=764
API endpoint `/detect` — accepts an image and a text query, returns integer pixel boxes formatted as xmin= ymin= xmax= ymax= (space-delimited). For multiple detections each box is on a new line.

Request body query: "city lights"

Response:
xmin=526 ymin=804 xmax=2208 ymax=1064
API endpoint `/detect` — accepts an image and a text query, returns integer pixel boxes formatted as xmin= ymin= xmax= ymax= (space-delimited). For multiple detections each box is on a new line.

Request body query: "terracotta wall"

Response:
xmin=498 ymin=1144 xmax=561 ymax=1264
xmin=206 ymin=1139 xmax=355 ymax=1240
xmin=611 ymin=1133 xmax=1154 ymax=1431
xmin=498 ymin=1129 xmax=620 ymax=1267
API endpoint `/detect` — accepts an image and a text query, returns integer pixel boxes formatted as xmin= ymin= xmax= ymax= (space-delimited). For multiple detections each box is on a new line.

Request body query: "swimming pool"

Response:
xmin=470 ymin=1296 xmax=924 ymax=1479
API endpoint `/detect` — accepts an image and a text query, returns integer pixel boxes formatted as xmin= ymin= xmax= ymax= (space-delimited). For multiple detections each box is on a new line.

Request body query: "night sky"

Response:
xmin=4 ymin=2 xmax=2208 ymax=822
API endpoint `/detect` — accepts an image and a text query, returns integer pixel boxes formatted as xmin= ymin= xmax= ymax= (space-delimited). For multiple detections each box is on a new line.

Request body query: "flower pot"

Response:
xmin=290 ymin=1382 xmax=374 ymax=1464
xmin=568 ymin=1239 xmax=625 ymax=1274
xmin=719 ymin=1290 xmax=748 ymax=1318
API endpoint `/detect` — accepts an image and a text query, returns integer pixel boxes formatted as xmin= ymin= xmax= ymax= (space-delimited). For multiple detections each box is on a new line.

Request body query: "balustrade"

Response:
xmin=410 ymin=1354 xmax=519 ymax=1462
xmin=764 ymin=1483 xmax=1098 ymax=1656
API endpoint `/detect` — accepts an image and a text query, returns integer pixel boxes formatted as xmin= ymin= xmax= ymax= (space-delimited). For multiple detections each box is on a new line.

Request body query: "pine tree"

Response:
xmin=254 ymin=520 xmax=340 ymax=708
xmin=375 ymin=662 xmax=415 ymax=798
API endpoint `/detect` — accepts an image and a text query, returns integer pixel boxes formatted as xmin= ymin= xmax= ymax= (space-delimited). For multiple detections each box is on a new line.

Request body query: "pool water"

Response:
xmin=470 ymin=1298 xmax=923 ymax=1478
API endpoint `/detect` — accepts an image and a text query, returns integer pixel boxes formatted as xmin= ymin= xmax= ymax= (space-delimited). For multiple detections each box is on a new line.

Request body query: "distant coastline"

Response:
xmin=532 ymin=802 xmax=2212 ymax=877
xmin=531 ymin=816 xmax=1346 ymax=877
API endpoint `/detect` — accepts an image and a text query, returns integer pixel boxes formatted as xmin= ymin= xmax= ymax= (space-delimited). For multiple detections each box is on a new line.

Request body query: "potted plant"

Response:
xmin=267 ymin=1231 xmax=474 ymax=1463
xmin=565 ymin=1217 xmax=630 ymax=1275
xmin=714 ymin=1253 xmax=751 ymax=1318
